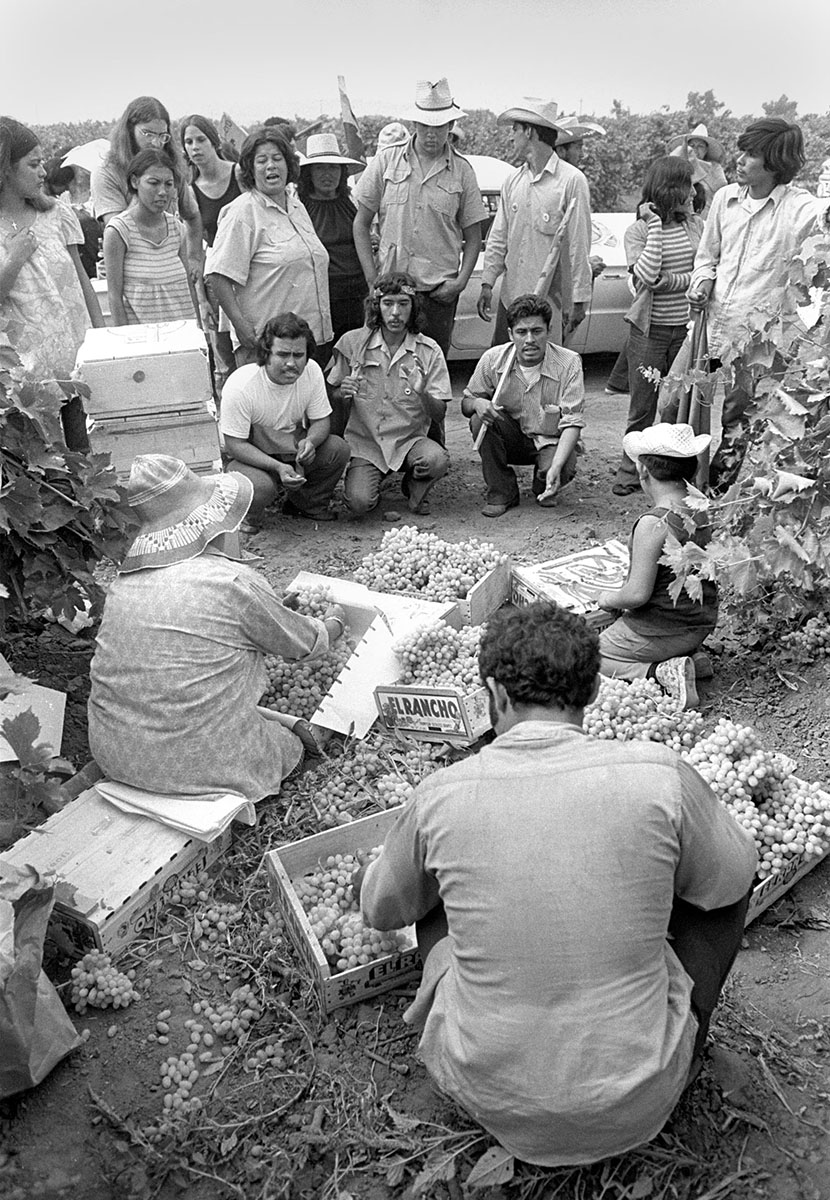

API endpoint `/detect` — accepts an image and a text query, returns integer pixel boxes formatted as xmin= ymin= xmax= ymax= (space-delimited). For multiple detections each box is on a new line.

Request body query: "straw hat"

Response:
xmin=667 ymin=123 xmax=724 ymax=161
xmin=497 ymin=98 xmax=561 ymax=133
xmin=555 ymin=117 xmax=606 ymax=146
xmin=406 ymin=78 xmax=466 ymax=125
xmin=623 ymin=424 xmax=711 ymax=462
xmin=299 ymin=132 xmax=364 ymax=171
xmin=119 ymin=456 xmax=253 ymax=574
xmin=376 ymin=121 xmax=409 ymax=151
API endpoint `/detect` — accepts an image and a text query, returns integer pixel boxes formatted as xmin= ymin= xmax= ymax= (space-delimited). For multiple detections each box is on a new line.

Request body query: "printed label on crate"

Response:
xmin=375 ymin=686 xmax=480 ymax=739
xmin=324 ymin=947 xmax=422 ymax=1010
xmin=512 ymin=540 xmax=630 ymax=613
xmin=746 ymin=844 xmax=830 ymax=925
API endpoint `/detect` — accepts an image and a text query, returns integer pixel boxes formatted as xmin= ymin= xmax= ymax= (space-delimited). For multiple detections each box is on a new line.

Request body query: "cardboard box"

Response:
xmin=88 ymin=407 xmax=221 ymax=479
xmin=746 ymin=841 xmax=830 ymax=926
xmin=0 ymin=787 xmax=230 ymax=959
xmin=265 ymin=808 xmax=421 ymax=1015
xmin=374 ymin=684 xmax=490 ymax=746
xmin=0 ymin=653 xmax=66 ymax=762
xmin=286 ymin=573 xmax=459 ymax=741
xmin=76 ymin=321 xmax=212 ymax=418
xmin=512 ymin=540 xmax=630 ymax=614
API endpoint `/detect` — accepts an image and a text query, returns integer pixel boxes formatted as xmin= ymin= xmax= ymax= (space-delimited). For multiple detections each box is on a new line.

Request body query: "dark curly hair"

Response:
xmin=506 ymin=294 xmax=553 ymax=330
xmin=638 ymin=453 xmax=698 ymax=482
xmin=737 ymin=119 xmax=805 ymax=186
xmin=238 ymin=126 xmax=300 ymax=192
xmin=479 ymin=602 xmax=599 ymax=710
xmin=255 ymin=312 xmax=316 ymax=364
xmin=365 ymin=271 xmax=424 ymax=333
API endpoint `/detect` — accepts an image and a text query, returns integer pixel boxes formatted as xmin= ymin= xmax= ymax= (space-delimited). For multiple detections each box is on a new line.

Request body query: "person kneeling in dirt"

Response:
xmin=357 ymin=603 xmax=757 ymax=1167
xmin=326 ymin=272 xmax=451 ymax=518
xmin=460 ymin=294 xmax=585 ymax=518
xmin=220 ymin=312 xmax=350 ymax=529
xmin=88 ymin=455 xmax=347 ymax=799
xmin=592 ymin=424 xmax=718 ymax=711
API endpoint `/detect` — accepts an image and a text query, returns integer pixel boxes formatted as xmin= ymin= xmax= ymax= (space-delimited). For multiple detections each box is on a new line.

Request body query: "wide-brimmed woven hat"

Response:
xmin=406 ymin=78 xmax=466 ymax=125
xmin=497 ymin=98 xmax=561 ymax=133
xmin=623 ymin=423 xmax=711 ymax=462
xmin=119 ymin=456 xmax=254 ymax=574
xmin=555 ymin=117 xmax=606 ymax=146
xmin=299 ymin=132 xmax=364 ymax=171
xmin=376 ymin=121 xmax=409 ymax=151
xmin=667 ymin=123 xmax=724 ymax=161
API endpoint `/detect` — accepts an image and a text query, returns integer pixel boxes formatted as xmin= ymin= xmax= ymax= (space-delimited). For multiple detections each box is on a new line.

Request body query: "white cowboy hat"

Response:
xmin=667 ymin=123 xmax=724 ymax=161
xmin=497 ymin=98 xmax=561 ymax=133
xmin=406 ymin=78 xmax=466 ymax=125
xmin=61 ymin=138 xmax=110 ymax=173
xmin=298 ymin=132 xmax=364 ymax=170
xmin=120 ymin=456 xmax=254 ymax=574
xmin=623 ymin=424 xmax=711 ymax=462
xmin=555 ymin=117 xmax=606 ymax=146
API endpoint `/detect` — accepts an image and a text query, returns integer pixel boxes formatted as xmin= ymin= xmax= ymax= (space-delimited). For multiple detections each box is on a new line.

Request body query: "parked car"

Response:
xmin=448 ymin=153 xmax=633 ymax=359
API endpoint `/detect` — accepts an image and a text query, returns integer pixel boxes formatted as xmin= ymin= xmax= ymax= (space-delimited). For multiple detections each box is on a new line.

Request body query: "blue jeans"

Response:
xmin=616 ymin=323 xmax=688 ymax=485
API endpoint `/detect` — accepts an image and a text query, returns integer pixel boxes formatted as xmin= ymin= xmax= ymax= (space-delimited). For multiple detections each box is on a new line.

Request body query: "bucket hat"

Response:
xmin=497 ymin=98 xmax=561 ymax=133
xmin=119 ymin=456 xmax=254 ymax=574
xmin=623 ymin=423 xmax=711 ymax=462
xmin=406 ymin=78 xmax=466 ymax=125
xmin=667 ymin=123 xmax=724 ymax=161
xmin=299 ymin=132 xmax=364 ymax=171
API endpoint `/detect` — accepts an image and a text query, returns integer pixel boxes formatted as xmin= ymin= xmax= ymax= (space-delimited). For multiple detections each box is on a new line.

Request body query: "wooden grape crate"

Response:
xmin=746 ymin=842 xmax=830 ymax=926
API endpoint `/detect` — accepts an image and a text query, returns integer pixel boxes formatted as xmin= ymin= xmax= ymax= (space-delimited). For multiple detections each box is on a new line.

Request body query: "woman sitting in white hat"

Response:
xmin=668 ymin=124 xmax=728 ymax=217
xmin=88 ymin=456 xmax=347 ymax=801
xmin=592 ymin=424 xmax=718 ymax=709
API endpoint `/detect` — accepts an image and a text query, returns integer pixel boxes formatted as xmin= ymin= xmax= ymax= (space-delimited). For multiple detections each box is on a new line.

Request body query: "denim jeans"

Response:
xmin=616 ymin=323 xmax=688 ymax=484
xmin=470 ymin=412 xmax=577 ymax=505
xmin=344 ymin=437 xmax=449 ymax=516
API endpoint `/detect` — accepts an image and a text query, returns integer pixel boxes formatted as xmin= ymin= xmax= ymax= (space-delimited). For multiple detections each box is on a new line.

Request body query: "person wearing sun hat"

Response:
xmin=668 ymin=123 xmax=727 ymax=217
xmin=479 ymin=98 xmax=593 ymax=347
xmin=88 ymin=456 xmax=348 ymax=801
xmin=298 ymin=133 xmax=368 ymax=348
xmin=352 ymin=78 xmax=487 ymax=369
xmin=590 ymin=424 xmax=718 ymax=710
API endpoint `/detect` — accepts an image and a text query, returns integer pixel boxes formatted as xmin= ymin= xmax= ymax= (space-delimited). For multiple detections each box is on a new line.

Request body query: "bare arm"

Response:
xmin=103 ymin=224 xmax=128 ymax=327
xmin=432 ymin=221 xmax=483 ymax=303
xmin=206 ymin=273 xmax=257 ymax=350
xmin=595 ymin=515 xmax=665 ymax=609
xmin=0 ymin=228 xmax=37 ymax=302
xmin=353 ymin=204 xmax=378 ymax=287
xmin=224 ymin=433 xmax=304 ymax=486
xmin=69 ymin=244 xmax=104 ymax=327
xmin=295 ymin=415 xmax=331 ymax=466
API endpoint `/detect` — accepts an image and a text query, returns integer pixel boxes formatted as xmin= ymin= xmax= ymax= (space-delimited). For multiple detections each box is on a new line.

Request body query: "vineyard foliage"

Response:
xmin=660 ymin=228 xmax=830 ymax=640
xmin=0 ymin=327 xmax=135 ymax=626
xmin=29 ymin=90 xmax=830 ymax=213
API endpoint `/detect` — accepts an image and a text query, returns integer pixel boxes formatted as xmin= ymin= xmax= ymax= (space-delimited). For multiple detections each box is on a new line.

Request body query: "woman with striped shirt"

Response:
xmin=103 ymin=149 xmax=196 ymax=326
xmin=613 ymin=158 xmax=703 ymax=495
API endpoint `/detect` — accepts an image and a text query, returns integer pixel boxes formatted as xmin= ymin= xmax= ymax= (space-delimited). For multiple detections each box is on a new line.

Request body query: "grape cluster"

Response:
xmin=244 ymin=1034 xmax=287 ymax=1074
xmin=295 ymin=849 xmax=410 ymax=972
xmin=393 ymin=621 xmax=482 ymax=691
xmin=167 ymin=869 xmax=209 ymax=907
xmin=193 ymin=900 xmax=245 ymax=953
xmin=782 ymin=614 xmax=830 ymax=663
xmin=285 ymin=582 xmax=333 ymax=620
xmin=354 ymin=525 xmax=505 ymax=602
xmin=159 ymin=1050 xmax=203 ymax=1117
xmin=70 ymin=950 xmax=140 ymax=1013
xmin=584 ymin=676 xmax=704 ymax=751
xmin=189 ymin=984 xmax=262 ymax=1042
xmin=260 ymin=583 xmax=356 ymax=720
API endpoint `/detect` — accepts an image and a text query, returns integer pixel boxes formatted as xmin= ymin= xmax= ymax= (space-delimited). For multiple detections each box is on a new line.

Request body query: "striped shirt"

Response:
xmin=629 ymin=219 xmax=696 ymax=326
xmin=109 ymin=209 xmax=195 ymax=325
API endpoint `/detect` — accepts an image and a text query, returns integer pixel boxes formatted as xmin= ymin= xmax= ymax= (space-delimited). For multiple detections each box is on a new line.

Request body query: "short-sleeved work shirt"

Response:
xmin=361 ymin=722 xmax=758 ymax=1167
xmin=353 ymin=137 xmax=487 ymax=290
xmin=219 ymin=360 xmax=331 ymax=448
xmin=327 ymin=327 xmax=452 ymax=472
xmin=205 ymin=189 xmax=332 ymax=345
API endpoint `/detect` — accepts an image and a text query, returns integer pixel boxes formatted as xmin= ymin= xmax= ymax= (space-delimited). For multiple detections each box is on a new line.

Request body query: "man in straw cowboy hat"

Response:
xmin=352 ymin=78 xmax=487 ymax=365
xmin=590 ymin=423 xmax=718 ymax=710
xmin=358 ymin=600 xmax=756 ymax=1167
xmin=667 ymin=123 xmax=727 ymax=217
xmin=88 ymin=456 xmax=347 ymax=801
xmin=479 ymin=98 xmax=593 ymax=346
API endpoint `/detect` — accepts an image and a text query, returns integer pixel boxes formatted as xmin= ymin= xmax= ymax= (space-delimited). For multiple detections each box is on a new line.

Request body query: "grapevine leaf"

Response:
xmin=220 ymin=1132 xmax=238 ymax=1157
xmin=410 ymin=1150 xmax=457 ymax=1195
xmin=384 ymin=1103 xmax=422 ymax=1132
xmin=384 ymin=1158 xmax=406 ymax=1187
xmin=771 ymin=470 xmax=816 ymax=499
xmin=0 ymin=672 xmax=37 ymax=700
xmin=1 ymin=711 xmax=42 ymax=762
xmin=465 ymin=1145 xmax=516 ymax=1189
xmin=774 ymin=525 xmax=811 ymax=563
xmin=630 ymin=1176 xmax=655 ymax=1199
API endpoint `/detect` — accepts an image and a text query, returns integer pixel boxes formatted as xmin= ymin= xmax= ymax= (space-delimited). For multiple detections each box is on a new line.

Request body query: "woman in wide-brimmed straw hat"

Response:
xmin=668 ymin=123 xmax=728 ymax=216
xmin=590 ymin=423 xmax=718 ymax=711
xmin=298 ymin=133 xmax=368 ymax=350
xmin=88 ymin=455 xmax=347 ymax=801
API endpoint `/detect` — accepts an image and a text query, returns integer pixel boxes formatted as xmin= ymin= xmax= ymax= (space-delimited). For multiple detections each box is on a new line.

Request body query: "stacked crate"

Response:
xmin=75 ymin=321 xmax=222 ymax=478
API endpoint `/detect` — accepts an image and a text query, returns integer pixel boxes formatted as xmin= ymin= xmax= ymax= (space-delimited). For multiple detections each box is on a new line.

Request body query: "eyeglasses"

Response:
xmin=137 ymin=128 xmax=171 ymax=145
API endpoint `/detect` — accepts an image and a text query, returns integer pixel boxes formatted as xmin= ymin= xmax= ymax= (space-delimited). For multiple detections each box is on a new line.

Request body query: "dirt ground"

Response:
xmin=2 ymin=354 xmax=830 ymax=1200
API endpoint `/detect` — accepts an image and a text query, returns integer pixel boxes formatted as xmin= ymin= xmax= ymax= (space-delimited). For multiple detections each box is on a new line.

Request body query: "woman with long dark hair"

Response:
xmin=180 ymin=115 xmax=241 ymax=247
xmin=612 ymin=157 xmax=703 ymax=495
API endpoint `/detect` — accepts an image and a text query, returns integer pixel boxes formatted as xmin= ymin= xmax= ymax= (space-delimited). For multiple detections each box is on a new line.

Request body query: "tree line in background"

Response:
xmin=30 ymin=90 xmax=830 ymax=213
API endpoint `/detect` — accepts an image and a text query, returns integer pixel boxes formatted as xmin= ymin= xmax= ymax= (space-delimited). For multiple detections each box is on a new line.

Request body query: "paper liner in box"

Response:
xmin=511 ymin=540 xmax=629 ymax=614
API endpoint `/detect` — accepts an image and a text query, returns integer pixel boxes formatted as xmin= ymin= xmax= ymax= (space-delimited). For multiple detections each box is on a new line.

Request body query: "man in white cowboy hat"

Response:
xmin=479 ymin=98 xmax=593 ymax=346
xmin=591 ymin=423 xmax=718 ymax=710
xmin=668 ymin=124 xmax=727 ymax=217
xmin=352 ymin=78 xmax=487 ymax=364
xmin=88 ymin=456 xmax=348 ymax=801
xmin=554 ymin=117 xmax=606 ymax=170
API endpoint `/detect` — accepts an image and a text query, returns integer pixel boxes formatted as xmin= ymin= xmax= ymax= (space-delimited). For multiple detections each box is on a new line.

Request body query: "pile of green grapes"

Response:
xmin=584 ymin=676 xmax=704 ymax=751
xmin=354 ymin=525 xmax=504 ymax=602
xmin=393 ymin=620 xmax=482 ymax=690
xmin=260 ymin=583 xmax=355 ymax=721
xmin=70 ymin=950 xmax=140 ymax=1013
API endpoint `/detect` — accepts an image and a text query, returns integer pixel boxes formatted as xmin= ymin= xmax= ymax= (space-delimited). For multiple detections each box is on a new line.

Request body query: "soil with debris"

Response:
xmin=1 ymin=355 xmax=829 ymax=1200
